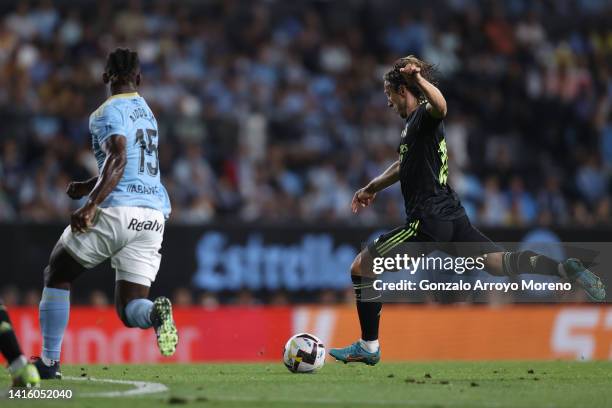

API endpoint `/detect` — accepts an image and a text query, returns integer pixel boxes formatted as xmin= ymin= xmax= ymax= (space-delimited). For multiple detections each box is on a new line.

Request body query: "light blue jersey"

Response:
xmin=89 ymin=92 xmax=171 ymax=218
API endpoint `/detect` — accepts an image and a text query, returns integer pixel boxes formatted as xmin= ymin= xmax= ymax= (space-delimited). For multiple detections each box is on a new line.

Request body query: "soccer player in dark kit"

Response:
xmin=0 ymin=302 xmax=40 ymax=387
xmin=329 ymin=56 xmax=606 ymax=365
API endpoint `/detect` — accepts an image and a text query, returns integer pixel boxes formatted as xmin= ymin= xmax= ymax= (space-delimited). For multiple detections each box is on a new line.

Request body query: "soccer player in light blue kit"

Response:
xmin=33 ymin=48 xmax=178 ymax=379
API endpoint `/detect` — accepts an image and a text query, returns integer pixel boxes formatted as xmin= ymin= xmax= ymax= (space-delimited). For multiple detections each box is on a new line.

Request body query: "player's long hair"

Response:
xmin=105 ymin=48 xmax=140 ymax=86
xmin=383 ymin=56 xmax=439 ymax=104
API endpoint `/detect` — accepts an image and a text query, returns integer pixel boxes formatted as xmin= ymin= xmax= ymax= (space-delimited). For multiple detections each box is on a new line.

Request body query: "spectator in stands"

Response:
xmin=0 ymin=0 xmax=610 ymax=227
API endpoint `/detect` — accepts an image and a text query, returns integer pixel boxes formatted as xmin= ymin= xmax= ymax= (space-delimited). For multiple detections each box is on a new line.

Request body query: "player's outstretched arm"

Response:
xmin=70 ymin=135 xmax=127 ymax=232
xmin=352 ymin=160 xmax=400 ymax=213
xmin=400 ymin=64 xmax=447 ymax=119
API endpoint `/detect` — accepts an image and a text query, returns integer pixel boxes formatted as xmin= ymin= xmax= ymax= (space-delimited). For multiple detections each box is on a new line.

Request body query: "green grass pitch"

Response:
xmin=3 ymin=361 xmax=612 ymax=407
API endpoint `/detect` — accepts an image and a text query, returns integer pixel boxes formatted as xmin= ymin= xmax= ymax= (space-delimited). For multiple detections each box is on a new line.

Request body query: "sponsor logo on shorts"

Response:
xmin=127 ymin=218 xmax=164 ymax=233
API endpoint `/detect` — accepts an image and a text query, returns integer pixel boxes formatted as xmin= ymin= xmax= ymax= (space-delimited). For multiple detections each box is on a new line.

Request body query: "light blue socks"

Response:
xmin=39 ymin=287 xmax=153 ymax=363
xmin=39 ymin=287 xmax=70 ymax=361
xmin=124 ymin=298 xmax=154 ymax=329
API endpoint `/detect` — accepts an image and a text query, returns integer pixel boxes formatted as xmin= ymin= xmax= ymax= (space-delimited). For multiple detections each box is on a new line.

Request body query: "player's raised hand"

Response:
xmin=399 ymin=63 xmax=421 ymax=79
xmin=351 ymin=187 xmax=376 ymax=213
xmin=66 ymin=181 xmax=90 ymax=200
xmin=70 ymin=201 xmax=97 ymax=233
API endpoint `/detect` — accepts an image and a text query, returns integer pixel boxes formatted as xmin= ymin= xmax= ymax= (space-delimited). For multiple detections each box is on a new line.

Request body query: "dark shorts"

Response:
xmin=367 ymin=216 xmax=503 ymax=258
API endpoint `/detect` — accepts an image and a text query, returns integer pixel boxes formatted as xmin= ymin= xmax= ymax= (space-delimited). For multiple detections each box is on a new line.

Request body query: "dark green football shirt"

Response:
xmin=397 ymin=103 xmax=465 ymax=221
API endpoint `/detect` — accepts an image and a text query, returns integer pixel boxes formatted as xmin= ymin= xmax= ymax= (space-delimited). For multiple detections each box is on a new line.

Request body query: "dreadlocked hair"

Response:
xmin=105 ymin=48 xmax=140 ymax=85
xmin=383 ymin=55 xmax=438 ymax=104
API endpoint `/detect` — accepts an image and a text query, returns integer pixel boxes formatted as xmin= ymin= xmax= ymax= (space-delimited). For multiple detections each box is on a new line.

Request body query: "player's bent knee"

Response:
xmin=351 ymin=250 xmax=374 ymax=277
xmin=115 ymin=278 xmax=151 ymax=328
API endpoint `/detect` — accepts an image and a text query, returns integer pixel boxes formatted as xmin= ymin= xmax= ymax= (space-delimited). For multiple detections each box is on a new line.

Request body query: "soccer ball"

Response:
xmin=283 ymin=333 xmax=326 ymax=373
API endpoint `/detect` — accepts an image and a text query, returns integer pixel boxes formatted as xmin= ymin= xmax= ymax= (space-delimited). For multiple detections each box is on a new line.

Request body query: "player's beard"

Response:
xmin=393 ymin=99 xmax=408 ymax=118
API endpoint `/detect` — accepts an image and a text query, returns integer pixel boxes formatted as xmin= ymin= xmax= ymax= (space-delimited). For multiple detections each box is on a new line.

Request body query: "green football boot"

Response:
xmin=561 ymin=258 xmax=606 ymax=301
xmin=11 ymin=363 xmax=41 ymax=388
xmin=329 ymin=341 xmax=380 ymax=366
xmin=151 ymin=297 xmax=179 ymax=356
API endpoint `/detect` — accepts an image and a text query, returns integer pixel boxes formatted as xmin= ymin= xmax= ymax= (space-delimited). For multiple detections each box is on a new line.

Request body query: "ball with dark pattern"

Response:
xmin=283 ymin=333 xmax=326 ymax=373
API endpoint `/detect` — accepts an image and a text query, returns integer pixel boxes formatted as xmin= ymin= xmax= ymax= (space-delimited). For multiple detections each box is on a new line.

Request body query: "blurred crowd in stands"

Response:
xmin=0 ymin=0 xmax=612 ymax=227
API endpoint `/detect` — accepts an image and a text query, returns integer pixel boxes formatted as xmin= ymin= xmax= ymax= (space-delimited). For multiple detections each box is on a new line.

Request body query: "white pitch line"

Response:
xmin=64 ymin=376 xmax=168 ymax=398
